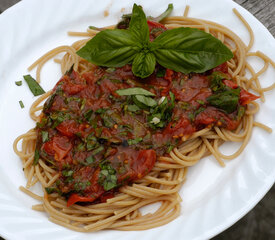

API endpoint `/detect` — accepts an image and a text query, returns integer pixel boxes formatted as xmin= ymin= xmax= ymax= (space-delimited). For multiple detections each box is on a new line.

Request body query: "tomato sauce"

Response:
xmin=35 ymin=22 xmax=259 ymax=207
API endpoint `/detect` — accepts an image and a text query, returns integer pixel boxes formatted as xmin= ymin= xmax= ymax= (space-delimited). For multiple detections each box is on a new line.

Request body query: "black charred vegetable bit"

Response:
xmin=99 ymin=163 xmax=117 ymax=191
xmin=77 ymin=4 xmax=233 ymax=78
xmin=23 ymin=75 xmax=45 ymax=96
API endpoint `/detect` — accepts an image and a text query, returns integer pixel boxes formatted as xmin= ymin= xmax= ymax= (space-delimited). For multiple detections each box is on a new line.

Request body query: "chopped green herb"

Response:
xmin=19 ymin=100 xmax=24 ymax=108
xmin=33 ymin=149 xmax=40 ymax=165
xmin=127 ymin=104 xmax=140 ymax=113
xmin=23 ymin=75 xmax=45 ymax=96
xmin=99 ymin=163 xmax=117 ymax=191
xmin=116 ymin=87 xmax=155 ymax=97
xmin=207 ymin=88 xmax=240 ymax=114
xmin=41 ymin=131 xmax=49 ymax=143
xmin=15 ymin=81 xmax=22 ymax=86
xmin=45 ymin=187 xmax=57 ymax=194
xmin=62 ymin=170 xmax=74 ymax=177
xmin=127 ymin=137 xmax=143 ymax=145
xmin=91 ymin=146 xmax=104 ymax=155
xmin=85 ymin=155 xmax=95 ymax=165
xmin=106 ymin=67 xmax=116 ymax=73
xmin=196 ymin=99 xmax=205 ymax=105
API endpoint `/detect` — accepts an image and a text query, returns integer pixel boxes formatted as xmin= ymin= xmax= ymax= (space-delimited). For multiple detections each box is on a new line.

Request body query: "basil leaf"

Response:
xmin=151 ymin=27 xmax=234 ymax=73
xmin=77 ymin=29 xmax=140 ymax=67
xmin=148 ymin=3 xmax=173 ymax=22
xmin=41 ymin=131 xmax=49 ymax=143
xmin=207 ymin=88 xmax=240 ymax=113
xmin=99 ymin=163 xmax=117 ymax=191
xmin=23 ymin=75 xmax=45 ymax=96
xmin=132 ymin=52 xmax=156 ymax=78
xmin=133 ymin=95 xmax=157 ymax=108
xmin=116 ymin=87 xmax=155 ymax=96
xmin=129 ymin=4 xmax=149 ymax=44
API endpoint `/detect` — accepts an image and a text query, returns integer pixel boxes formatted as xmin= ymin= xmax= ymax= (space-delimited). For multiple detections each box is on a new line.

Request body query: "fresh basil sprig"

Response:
xmin=77 ymin=4 xmax=233 ymax=78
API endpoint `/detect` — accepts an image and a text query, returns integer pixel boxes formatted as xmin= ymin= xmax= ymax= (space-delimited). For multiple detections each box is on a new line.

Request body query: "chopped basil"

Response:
xmin=99 ymin=163 xmax=117 ymax=191
xmin=106 ymin=67 xmax=116 ymax=73
xmin=15 ymin=81 xmax=22 ymax=86
xmin=33 ymin=149 xmax=40 ymax=165
xmin=85 ymin=155 xmax=95 ymax=165
xmin=23 ymin=75 xmax=45 ymax=96
xmin=207 ymin=88 xmax=240 ymax=114
xmin=19 ymin=100 xmax=24 ymax=108
xmin=196 ymin=99 xmax=205 ymax=105
xmin=45 ymin=187 xmax=57 ymax=194
xmin=91 ymin=146 xmax=104 ymax=155
xmin=127 ymin=137 xmax=143 ymax=145
xmin=62 ymin=170 xmax=74 ymax=177
xmin=41 ymin=131 xmax=49 ymax=143
xmin=116 ymin=87 xmax=155 ymax=97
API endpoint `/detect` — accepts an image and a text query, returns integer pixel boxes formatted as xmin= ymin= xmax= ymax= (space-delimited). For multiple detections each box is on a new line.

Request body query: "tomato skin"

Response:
xmin=133 ymin=150 xmax=156 ymax=179
xmin=223 ymin=79 xmax=259 ymax=105
xmin=147 ymin=20 xmax=167 ymax=31
xmin=67 ymin=193 xmax=95 ymax=207
xmin=239 ymin=89 xmax=259 ymax=105
xmin=164 ymin=117 xmax=195 ymax=137
xmin=56 ymin=120 xmax=79 ymax=137
xmin=43 ymin=135 xmax=72 ymax=161
xmin=212 ymin=62 xmax=228 ymax=73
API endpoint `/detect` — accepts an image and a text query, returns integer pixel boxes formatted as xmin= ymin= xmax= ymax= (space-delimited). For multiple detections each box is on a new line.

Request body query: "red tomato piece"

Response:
xmin=147 ymin=20 xmax=167 ymax=31
xmin=43 ymin=135 xmax=72 ymax=161
xmin=212 ymin=62 xmax=228 ymax=73
xmin=67 ymin=193 xmax=96 ymax=207
xmin=239 ymin=89 xmax=259 ymax=105
xmin=56 ymin=120 xmax=79 ymax=137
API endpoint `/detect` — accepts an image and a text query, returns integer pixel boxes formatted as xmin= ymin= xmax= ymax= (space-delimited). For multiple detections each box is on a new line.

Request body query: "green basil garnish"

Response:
xmin=77 ymin=4 xmax=233 ymax=78
xmin=116 ymin=87 xmax=155 ymax=96
xmin=207 ymin=88 xmax=240 ymax=114
xmin=23 ymin=75 xmax=45 ymax=96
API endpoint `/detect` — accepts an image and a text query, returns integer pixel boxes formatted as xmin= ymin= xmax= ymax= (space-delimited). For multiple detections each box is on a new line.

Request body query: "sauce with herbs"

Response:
xmin=35 ymin=22 xmax=258 ymax=207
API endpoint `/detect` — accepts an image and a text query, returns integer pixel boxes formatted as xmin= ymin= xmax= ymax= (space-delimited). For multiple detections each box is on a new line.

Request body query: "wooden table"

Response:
xmin=0 ymin=0 xmax=274 ymax=239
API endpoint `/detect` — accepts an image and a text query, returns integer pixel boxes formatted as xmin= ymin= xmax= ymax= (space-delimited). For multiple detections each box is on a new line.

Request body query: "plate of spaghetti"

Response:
xmin=1 ymin=0 xmax=275 ymax=239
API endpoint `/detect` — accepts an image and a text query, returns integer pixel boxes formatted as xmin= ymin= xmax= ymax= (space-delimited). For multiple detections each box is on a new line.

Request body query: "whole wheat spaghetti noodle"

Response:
xmin=13 ymin=6 xmax=274 ymax=232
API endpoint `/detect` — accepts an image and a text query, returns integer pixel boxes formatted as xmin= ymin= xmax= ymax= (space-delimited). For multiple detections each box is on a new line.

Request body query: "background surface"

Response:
xmin=0 ymin=0 xmax=274 ymax=239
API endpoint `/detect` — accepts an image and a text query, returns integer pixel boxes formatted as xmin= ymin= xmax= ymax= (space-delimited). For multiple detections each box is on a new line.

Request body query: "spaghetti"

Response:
xmin=13 ymin=5 xmax=275 ymax=232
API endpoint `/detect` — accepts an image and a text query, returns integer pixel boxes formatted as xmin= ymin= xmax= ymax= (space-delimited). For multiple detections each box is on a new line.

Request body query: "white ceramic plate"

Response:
xmin=0 ymin=0 xmax=274 ymax=239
